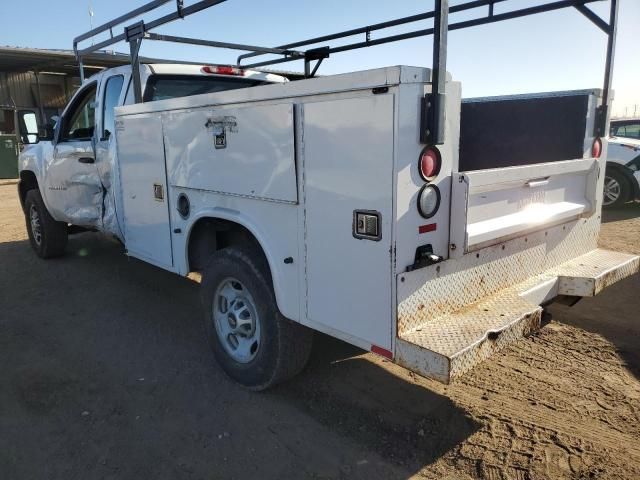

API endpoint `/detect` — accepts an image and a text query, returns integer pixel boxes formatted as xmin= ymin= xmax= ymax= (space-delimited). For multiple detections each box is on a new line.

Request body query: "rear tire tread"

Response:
xmin=201 ymin=246 xmax=312 ymax=390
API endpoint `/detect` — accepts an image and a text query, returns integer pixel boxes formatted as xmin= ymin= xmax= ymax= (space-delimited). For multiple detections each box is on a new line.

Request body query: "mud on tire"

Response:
xmin=200 ymin=246 xmax=313 ymax=390
xmin=24 ymin=189 xmax=68 ymax=259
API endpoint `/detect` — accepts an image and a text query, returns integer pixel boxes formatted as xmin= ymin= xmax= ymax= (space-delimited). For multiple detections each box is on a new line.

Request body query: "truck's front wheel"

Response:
xmin=24 ymin=189 xmax=68 ymax=258
xmin=200 ymin=247 xmax=313 ymax=390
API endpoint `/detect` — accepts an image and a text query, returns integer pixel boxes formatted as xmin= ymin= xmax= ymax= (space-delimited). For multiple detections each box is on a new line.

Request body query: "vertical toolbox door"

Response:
xmin=303 ymin=94 xmax=394 ymax=350
xmin=116 ymin=113 xmax=173 ymax=270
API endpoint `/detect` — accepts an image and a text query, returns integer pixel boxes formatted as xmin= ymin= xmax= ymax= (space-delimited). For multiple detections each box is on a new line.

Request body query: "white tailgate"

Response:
xmin=450 ymin=158 xmax=599 ymax=255
xmin=163 ymin=103 xmax=297 ymax=203
xmin=116 ymin=114 xmax=173 ymax=269
xmin=303 ymin=95 xmax=394 ymax=350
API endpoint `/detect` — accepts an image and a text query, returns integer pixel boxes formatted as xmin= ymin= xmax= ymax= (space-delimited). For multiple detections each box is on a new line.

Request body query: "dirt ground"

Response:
xmin=0 ymin=182 xmax=639 ymax=480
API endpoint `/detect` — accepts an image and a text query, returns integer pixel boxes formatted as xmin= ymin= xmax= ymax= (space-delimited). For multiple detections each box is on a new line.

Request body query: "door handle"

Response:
xmin=526 ymin=178 xmax=549 ymax=188
xmin=78 ymin=157 xmax=95 ymax=164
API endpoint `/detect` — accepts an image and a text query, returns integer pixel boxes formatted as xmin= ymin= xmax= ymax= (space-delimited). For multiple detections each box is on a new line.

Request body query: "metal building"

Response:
xmin=0 ymin=46 xmax=170 ymax=178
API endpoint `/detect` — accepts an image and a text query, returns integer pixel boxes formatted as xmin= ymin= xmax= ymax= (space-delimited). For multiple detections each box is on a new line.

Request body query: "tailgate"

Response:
xmin=450 ymin=158 xmax=599 ymax=255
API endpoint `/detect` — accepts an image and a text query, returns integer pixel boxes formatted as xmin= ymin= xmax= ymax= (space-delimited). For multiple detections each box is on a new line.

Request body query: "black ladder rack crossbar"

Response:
xmin=237 ymin=0 xmax=511 ymax=66
xmin=71 ymin=0 xmax=618 ymax=143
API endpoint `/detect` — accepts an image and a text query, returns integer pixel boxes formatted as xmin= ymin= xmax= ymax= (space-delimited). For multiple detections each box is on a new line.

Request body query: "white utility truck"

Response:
xmin=18 ymin=0 xmax=638 ymax=389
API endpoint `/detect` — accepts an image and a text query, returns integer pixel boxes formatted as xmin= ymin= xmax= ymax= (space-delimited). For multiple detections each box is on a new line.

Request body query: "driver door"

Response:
xmin=46 ymin=81 xmax=103 ymax=227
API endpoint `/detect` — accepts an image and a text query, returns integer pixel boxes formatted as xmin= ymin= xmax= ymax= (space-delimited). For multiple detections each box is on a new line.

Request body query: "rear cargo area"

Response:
xmin=394 ymin=88 xmax=640 ymax=384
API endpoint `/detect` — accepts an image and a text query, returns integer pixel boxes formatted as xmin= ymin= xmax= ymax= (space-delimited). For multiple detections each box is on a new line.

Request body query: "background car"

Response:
xmin=604 ymin=118 xmax=640 ymax=207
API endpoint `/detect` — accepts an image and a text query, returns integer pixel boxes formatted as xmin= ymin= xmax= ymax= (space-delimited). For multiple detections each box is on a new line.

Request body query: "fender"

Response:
xmin=606 ymin=161 xmax=640 ymax=199
xmin=18 ymin=142 xmax=57 ymax=214
xmin=182 ymin=203 xmax=300 ymax=323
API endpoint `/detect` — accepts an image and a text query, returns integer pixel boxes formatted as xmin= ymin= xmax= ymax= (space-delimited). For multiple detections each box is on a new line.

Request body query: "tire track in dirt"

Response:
xmin=410 ymin=320 xmax=640 ymax=479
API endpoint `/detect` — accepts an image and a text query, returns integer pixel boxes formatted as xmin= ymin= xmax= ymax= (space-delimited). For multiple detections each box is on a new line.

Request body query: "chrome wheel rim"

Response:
xmin=603 ymin=176 xmax=621 ymax=206
xmin=213 ymin=277 xmax=261 ymax=363
xmin=29 ymin=205 xmax=42 ymax=246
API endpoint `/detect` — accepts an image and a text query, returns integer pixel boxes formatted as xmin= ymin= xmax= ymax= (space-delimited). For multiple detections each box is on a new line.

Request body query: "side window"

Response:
xmin=628 ymin=123 xmax=640 ymax=140
xmin=102 ymin=75 xmax=124 ymax=140
xmin=62 ymin=83 xmax=97 ymax=141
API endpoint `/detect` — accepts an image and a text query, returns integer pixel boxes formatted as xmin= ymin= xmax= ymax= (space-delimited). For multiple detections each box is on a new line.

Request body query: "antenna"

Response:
xmin=88 ymin=2 xmax=95 ymax=45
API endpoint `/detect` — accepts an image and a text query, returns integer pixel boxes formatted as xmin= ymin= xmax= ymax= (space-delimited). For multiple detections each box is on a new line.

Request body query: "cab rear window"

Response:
xmin=143 ymin=75 xmax=267 ymax=102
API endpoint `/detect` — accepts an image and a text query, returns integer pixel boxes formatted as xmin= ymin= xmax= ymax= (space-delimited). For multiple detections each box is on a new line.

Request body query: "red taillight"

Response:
xmin=592 ymin=137 xmax=602 ymax=158
xmin=201 ymin=65 xmax=245 ymax=76
xmin=419 ymin=147 xmax=441 ymax=180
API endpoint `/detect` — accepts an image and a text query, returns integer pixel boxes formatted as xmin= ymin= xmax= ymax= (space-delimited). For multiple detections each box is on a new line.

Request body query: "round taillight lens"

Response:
xmin=592 ymin=137 xmax=602 ymax=158
xmin=418 ymin=184 xmax=441 ymax=219
xmin=419 ymin=147 xmax=441 ymax=180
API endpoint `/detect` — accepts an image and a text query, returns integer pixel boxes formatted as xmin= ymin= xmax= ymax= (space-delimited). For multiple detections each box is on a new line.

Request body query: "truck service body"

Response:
xmin=17 ymin=0 xmax=639 ymax=389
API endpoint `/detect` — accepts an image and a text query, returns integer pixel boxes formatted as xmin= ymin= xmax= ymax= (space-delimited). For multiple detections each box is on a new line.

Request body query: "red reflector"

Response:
xmin=201 ymin=65 xmax=245 ymax=76
xmin=592 ymin=137 xmax=602 ymax=158
xmin=371 ymin=345 xmax=393 ymax=360
xmin=419 ymin=147 xmax=441 ymax=180
xmin=419 ymin=223 xmax=437 ymax=234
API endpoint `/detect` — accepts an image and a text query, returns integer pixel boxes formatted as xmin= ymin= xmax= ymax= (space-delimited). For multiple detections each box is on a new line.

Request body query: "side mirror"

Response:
xmin=38 ymin=124 xmax=55 ymax=141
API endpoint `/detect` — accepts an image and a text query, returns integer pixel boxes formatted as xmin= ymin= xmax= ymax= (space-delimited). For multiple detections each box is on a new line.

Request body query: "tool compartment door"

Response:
xmin=116 ymin=113 xmax=173 ymax=270
xmin=303 ymin=95 xmax=394 ymax=349
xmin=163 ymin=103 xmax=296 ymax=203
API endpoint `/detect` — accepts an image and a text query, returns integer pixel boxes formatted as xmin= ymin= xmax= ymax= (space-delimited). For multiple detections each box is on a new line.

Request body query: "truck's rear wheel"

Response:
xmin=24 ymin=189 xmax=68 ymax=258
xmin=201 ymin=247 xmax=313 ymax=390
xmin=603 ymin=168 xmax=630 ymax=208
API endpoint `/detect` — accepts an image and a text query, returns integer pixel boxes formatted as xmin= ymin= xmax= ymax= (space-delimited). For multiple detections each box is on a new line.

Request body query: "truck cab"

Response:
xmin=18 ymin=63 xmax=287 ymax=240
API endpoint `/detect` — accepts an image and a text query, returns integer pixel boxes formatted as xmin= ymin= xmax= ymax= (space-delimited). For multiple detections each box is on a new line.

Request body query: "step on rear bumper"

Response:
xmin=395 ymin=248 xmax=639 ymax=384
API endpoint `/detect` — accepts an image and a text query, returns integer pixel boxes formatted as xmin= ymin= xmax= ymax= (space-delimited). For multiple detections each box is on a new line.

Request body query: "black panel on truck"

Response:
xmin=459 ymin=93 xmax=590 ymax=171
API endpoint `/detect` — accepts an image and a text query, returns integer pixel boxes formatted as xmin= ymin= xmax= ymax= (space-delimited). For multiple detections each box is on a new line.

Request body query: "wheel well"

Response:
xmin=187 ymin=218 xmax=268 ymax=274
xmin=605 ymin=162 xmax=639 ymax=201
xmin=18 ymin=171 xmax=39 ymax=211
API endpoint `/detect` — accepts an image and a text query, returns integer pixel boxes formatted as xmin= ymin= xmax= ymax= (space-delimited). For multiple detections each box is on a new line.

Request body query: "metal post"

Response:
xmin=422 ymin=0 xmax=448 ymax=145
xmin=79 ymin=57 xmax=85 ymax=82
xmin=597 ymin=0 xmax=618 ymax=137
xmin=125 ymin=21 xmax=146 ymax=103
xmin=33 ymin=70 xmax=46 ymax=125
xmin=431 ymin=0 xmax=448 ymax=144
xmin=129 ymin=39 xmax=143 ymax=103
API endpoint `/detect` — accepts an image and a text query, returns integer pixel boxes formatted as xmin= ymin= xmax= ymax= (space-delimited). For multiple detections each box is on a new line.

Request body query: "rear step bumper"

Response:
xmin=395 ymin=248 xmax=639 ymax=384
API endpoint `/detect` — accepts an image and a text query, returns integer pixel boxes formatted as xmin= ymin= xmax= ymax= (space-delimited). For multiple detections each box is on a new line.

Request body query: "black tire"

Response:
xmin=24 ymin=189 xmax=68 ymax=258
xmin=603 ymin=167 xmax=631 ymax=209
xmin=200 ymin=246 xmax=313 ymax=390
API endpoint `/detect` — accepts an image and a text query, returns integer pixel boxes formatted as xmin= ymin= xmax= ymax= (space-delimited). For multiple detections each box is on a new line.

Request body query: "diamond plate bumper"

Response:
xmin=395 ymin=248 xmax=639 ymax=384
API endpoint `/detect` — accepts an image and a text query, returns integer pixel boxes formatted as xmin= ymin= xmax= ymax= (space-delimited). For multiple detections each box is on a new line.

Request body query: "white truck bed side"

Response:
xmin=115 ymin=66 xmax=639 ymax=383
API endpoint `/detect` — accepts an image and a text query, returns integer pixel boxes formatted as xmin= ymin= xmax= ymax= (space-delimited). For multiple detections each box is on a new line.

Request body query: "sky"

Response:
xmin=2 ymin=0 xmax=639 ymax=117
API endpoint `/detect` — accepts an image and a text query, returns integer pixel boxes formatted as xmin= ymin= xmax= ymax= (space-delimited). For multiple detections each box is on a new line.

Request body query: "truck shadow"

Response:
xmin=0 ymin=233 xmax=478 ymax=479
xmin=274 ymin=333 xmax=480 ymax=473
xmin=602 ymin=201 xmax=640 ymax=223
